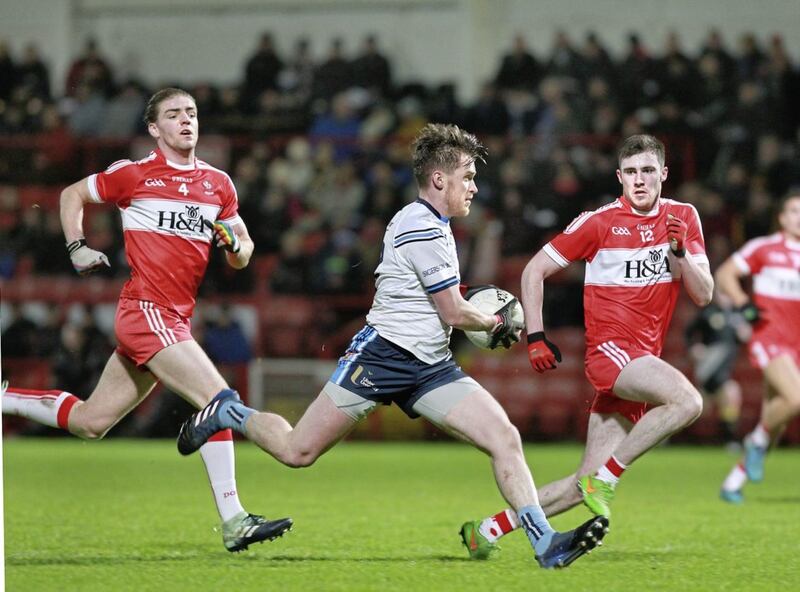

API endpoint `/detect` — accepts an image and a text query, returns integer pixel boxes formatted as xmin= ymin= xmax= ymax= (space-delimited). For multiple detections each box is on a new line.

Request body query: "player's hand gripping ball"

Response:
xmin=463 ymin=286 xmax=524 ymax=350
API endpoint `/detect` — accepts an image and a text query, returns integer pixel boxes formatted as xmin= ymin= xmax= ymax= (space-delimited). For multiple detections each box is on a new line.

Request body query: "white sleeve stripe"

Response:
xmin=738 ymin=234 xmax=782 ymax=258
xmin=542 ymin=243 xmax=569 ymax=267
xmin=687 ymin=203 xmax=704 ymax=240
xmin=87 ymin=174 xmax=103 ymax=203
xmin=105 ymin=159 xmax=134 ymax=174
xmin=220 ymin=215 xmax=243 ymax=226
xmin=732 ymin=253 xmax=751 ymax=275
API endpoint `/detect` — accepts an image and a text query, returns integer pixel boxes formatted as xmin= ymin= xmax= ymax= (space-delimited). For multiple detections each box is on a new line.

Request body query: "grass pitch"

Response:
xmin=4 ymin=439 xmax=799 ymax=591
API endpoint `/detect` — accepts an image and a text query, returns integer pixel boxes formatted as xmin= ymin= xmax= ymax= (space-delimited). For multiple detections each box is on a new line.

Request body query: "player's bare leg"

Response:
xmin=609 ymin=356 xmax=703 ymax=464
xmin=722 ymin=355 xmax=800 ymax=500
xmin=429 ymin=386 xmax=607 ymax=567
xmin=2 ymin=352 xmax=156 ymax=439
xmin=462 ymin=412 xmax=629 ymax=556
xmin=146 ymin=339 xmax=229 ymax=407
xmin=236 ymin=389 xmax=360 ymax=467
xmin=576 ymin=356 xmax=702 ymax=516
xmin=716 ymin=379 xmax=742 ymax=448
xmin=759 ymin=355 xmax=800 ymax=435
xmin=149 ymin=339 xmax=293 ymax=550
xmin=538 ymin=413 xmax=631 ymax=516
xmin=435 ymin=387 xmax=536 ymax=509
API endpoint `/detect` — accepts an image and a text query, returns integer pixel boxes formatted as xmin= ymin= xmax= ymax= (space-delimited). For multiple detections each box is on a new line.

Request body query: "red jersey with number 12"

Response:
xmin=87 ymin=149 xmax=241 ymax=317
xmin=543 ymin=197 xmax=708 ymax=355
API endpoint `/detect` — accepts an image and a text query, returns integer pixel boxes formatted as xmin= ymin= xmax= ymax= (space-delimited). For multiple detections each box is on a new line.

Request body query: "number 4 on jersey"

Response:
xmin=178 ymin=182 xmax=189 ymax=196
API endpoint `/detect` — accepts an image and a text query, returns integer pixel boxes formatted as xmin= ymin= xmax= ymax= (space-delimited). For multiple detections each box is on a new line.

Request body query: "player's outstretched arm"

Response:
xmin=60 ymin=178 xmax=110 ymax=276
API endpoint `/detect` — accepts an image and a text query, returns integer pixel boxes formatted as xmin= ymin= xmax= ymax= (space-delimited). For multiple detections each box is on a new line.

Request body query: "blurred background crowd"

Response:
xmin=2 ymin=25 xmax=799 ymax=440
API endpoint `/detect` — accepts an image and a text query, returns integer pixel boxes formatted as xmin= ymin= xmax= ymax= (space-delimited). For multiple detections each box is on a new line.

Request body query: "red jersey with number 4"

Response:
xmin=732 ymin=233 xmax=800 ymax=345
xmin=543 ymin=197 xmax=708 ymax=355
xmin=87 ymin=149 xmax=241 ymax=317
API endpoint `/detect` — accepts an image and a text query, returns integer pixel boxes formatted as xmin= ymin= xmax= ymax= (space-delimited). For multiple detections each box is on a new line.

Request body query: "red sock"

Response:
xmin=595 ymin=455 xmax=627 ymax=485
xmin=479 ymin=509 xmax=518 ymax=542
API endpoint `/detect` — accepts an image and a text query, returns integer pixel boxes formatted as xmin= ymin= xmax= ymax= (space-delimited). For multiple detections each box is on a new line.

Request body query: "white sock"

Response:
xmin=748 ymin=424 xmax=770 ymax=448
xmin=199 ymin=438 xmax=245 ymax=522
xmin=722 ymin=462 xmax=747 ymax=492
xmin=594 ymin=455 xmax=627 ymax=486
xmin=2 ymin=389 xmax=75 ymax=428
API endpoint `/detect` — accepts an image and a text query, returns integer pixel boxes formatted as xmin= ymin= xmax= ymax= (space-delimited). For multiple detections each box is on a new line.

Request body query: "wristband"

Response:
xmin=67 ymin=238 xmax=87 ymax=255
xmin=527 ymin=331 xmax=546 ymax=344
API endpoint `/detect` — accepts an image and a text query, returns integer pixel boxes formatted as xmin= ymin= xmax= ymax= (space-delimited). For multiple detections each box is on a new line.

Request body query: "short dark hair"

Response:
xmin=412 ymin=123 xmax=487 ymax=186
xmin=617 ymin=134 xmax=666 ymax=167
xmin=143 ymin=87 xmax=195 ymax=125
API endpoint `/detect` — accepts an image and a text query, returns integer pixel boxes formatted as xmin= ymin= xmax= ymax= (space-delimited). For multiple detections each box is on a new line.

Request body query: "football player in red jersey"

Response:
xmin=459 ymin=135 xmax=714 ymax=556
xmin=3 ymin=88 xmax=292 ymax=552
xmin=718 ymin=192 xmax=800 ymax=503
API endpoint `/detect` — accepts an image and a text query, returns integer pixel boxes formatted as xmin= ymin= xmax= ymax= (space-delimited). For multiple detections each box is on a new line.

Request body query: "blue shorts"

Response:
xmin=329 ymin=325 xmax=467 ymax=418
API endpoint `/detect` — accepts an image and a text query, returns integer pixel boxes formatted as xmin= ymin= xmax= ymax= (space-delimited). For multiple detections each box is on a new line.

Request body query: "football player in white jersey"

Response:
xmin=719 ymin=192 xmax=800 ymax=503
xmin=3 ymin=88 xmax=292 ymax=552
xmin=177 ymin=123 xmax=609 ymax=568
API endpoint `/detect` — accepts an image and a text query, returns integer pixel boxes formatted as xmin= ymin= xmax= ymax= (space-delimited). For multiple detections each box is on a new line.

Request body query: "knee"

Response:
xmin=489 ymin=422 xmax=524 ymax=458
xmin=785 ymin=394 xmax=800 ymax=416
xmin=73 ymin=421 xmax=110 ymax=441
xmin=679 ymin=389 xmax=704 ymax=425
xmin=66 ymin=406 xmax=110 ymax=440
xmin=283 ymin=447 xmax=319 ymax=469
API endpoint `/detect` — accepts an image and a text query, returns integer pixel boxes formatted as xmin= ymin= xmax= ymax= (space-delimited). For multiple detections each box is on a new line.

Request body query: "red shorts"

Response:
xmin=748 ymin=338 xmax=800 ymax=370
xmin=115 ymin=298 xmax=193 ymax=366
xmin=585 ymin=339 xmax=651 ymax=424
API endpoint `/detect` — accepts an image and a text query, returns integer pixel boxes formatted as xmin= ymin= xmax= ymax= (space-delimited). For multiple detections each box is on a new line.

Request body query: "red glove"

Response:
xmin=666 ymin=214 xmax=687 ymax=257
xmin=527 ymin=331 xmax=562 ymax=373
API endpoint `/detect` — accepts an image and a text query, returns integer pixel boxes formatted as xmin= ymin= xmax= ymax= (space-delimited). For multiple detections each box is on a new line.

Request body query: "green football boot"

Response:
xmin=578 ymin=475 xmax=615 ymax=517
xmin=459 ymin=520 xmax=499 ymax=560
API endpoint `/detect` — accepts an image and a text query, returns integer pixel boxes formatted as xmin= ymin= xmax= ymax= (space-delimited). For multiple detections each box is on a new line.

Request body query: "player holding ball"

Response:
xmin=177 ymin=123 xmax=609 ymax=569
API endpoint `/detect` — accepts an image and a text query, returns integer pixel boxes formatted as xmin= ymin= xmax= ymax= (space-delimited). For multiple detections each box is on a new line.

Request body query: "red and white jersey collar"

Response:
xmin=783 ymin=233 xmax=800 ymax=251
xmin=152 ymin=148 xmax=197 ymax=171
xmin=618 ymin=195 xmax=662 ymax=217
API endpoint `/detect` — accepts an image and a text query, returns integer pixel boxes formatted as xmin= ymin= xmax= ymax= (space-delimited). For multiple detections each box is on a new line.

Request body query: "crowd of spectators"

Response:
xmin=2 ymin=28 xmax=800 ymax=341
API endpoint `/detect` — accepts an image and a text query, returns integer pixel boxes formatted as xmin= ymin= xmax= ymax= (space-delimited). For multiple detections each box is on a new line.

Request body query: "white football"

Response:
xmin=463 ymin=286 xmax=524 ymax=349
